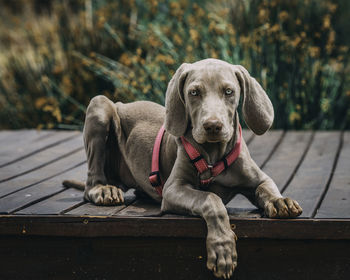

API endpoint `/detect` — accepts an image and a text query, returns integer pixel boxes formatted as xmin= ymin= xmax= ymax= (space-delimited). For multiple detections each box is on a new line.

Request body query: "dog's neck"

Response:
xmin=184 ymin=114 xmax=240 ymax=165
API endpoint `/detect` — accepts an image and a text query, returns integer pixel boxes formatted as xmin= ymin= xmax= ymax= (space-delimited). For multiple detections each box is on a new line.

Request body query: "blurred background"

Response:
xmin=0 ymin=0 xmax=349 ymax=130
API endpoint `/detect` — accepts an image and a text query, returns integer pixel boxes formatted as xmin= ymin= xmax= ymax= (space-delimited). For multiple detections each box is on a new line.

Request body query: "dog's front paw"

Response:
xmin=86 ymin=184 xmax=124 ymax=206
xmin=265 ymin=197 xmax=302 ymax=218
xmin=206 ymin=230 xmax=237 ymax=279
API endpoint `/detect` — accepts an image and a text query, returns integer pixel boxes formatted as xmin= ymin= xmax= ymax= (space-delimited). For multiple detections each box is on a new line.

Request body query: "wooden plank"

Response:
xmin=0 ymin=164 xmax=87 ymax=214
xmin=0 ymin=130 xmax=15 ymax=141
xmin=116 ymin=199 xmax=162 ymax=217
xmin=0 ymin=129 xmax=50 ymax=146
xmin=66 ymin=189 xmax=137 ymax=216
xmin=0 ymin=149 xmax=86 ymax=198
xmin=226 ymin=201 xmax=262 ymax=218
xmin=16 ymin=188 xmax=84 ymax=215
xmin=226 ymin=130 xmax=284 ymax=213
xmin=247 ymin=130 xmax=284 ymax=167
xmin=0 ymin=135 xmax=83 ymax=182
xmin=0 ymin=130 xmax=53 ymax=164
xmin=283 ymin=132 xmax=341 ymax=218
xmin=0 ymin=215 xmax=350 ymax=239
xmin=263 ymin=131 xmax=313 ymax=192
xmin=0 ymin=130 xmax=80 ymax=167
xmin=316 ymin=132 xmax=350 ymax=218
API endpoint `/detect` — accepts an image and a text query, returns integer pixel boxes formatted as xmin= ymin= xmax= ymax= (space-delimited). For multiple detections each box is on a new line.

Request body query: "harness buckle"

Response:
xmin=199 ymin=164 xmax=214 ymax=186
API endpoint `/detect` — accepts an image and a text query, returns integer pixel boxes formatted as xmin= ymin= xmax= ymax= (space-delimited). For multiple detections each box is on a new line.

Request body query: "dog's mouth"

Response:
xmin=205 ymin=133 xmax=226 ymax=143
xmin=193 ymin=128 xmax=231 ymax=144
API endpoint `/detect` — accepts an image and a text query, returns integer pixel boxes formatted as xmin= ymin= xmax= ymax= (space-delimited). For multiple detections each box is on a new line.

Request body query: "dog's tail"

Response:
xmin=62 ymin=180 xmax=85 ymax=190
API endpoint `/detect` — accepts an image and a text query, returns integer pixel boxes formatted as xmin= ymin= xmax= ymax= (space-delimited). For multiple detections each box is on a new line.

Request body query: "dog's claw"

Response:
xmin=87 ymin=184 xmax=125 ymax=206
xmin=265 ymin=197 xmax=302 ymax=218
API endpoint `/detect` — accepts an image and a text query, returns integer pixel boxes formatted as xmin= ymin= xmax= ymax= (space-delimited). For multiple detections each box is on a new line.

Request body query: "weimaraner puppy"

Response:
xmin=64 ymin=58 xmax=302 ymax=279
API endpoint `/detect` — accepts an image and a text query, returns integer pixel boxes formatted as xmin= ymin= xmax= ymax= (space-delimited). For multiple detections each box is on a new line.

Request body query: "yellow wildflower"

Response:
xmin=120 ymin=53 xmax=132 ymax=66
xmin=289 ymin=112 xmax=301 ymax=123
xmin=279 ymin=92 xmax=286 ymax=100
xmin=210 ymin=50 xmax=218 ymax=59
xmin=142 ymin=84 xmax=151 ymax=94
xmin=278 ymin=11 xmax=289 ymax=22
xmin=52 ymin=107 xmax=62 ymax=122
xmin=258 ymin=9 xmax=269 ymax=23
xmin=61 ymin=75 xmax=73 ymax=95
xmin=270 ymin=24 xmax=280 ymax=33
xmin=189 ymin=29 xmax=200 ymax=46
xmin=186 ymin=45 xmax=193 ymax=52
xmin=35 ymin=97 xmax=48 ymax=109
xmin=174 ymin=34 xmax=183 ymax=46
xmin=323 ymin=15 xmax=331 ymax=29
xmin=47 ymin=123 xmax=54 ymax=129
xmin=290 ymin=36 xmax=301 ymax=48
xmin=339 ymin=46 xmax=349 ymax=53
xmin=327 ymin=3 xmax=337 ymax=13
xmin=97 ymin=16 xmax=106 ymax=29
xmin=326 ymin=30 xmax=336 ymax=54
xmin=308 ymin=46 xmax=320 ymax=58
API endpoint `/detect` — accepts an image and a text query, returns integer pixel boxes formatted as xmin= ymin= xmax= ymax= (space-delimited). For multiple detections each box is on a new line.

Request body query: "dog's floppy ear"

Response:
xmin=165 ymin=63 xmax=191 ymax=136
xmin=234 ymin=65 xmax=274 ymax=135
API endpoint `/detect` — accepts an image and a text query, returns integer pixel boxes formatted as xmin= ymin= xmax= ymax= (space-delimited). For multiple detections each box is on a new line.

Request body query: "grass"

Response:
xmin=0 ymin=0 xmax=349 ymax=130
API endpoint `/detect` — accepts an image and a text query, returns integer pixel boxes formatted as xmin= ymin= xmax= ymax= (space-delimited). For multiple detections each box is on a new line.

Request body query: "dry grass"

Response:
xmin=0 ymin=0 xmax=349 ymax=130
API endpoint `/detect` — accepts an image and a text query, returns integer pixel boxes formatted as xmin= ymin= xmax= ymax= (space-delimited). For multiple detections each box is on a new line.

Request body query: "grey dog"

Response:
xmin=64 ymin=58 xmax=302 ymax=279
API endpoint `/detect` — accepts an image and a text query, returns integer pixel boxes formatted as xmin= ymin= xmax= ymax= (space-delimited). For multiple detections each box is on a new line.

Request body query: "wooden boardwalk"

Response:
xmin=0 ymin=129 xmax=349 ymax=279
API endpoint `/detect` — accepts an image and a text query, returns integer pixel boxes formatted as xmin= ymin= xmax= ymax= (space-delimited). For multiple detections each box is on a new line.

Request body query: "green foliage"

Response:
xmin=0 ymin=0 xmax=349 ymax=130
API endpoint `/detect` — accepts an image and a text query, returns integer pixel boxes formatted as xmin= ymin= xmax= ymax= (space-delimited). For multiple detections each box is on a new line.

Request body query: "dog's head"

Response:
xmin=165 ymin=59 xmax=274 ymax=143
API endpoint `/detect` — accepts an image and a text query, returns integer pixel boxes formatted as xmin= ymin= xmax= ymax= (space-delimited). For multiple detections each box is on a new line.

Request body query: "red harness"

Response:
xmin=149 ymin=125 xmax=242 ymax=197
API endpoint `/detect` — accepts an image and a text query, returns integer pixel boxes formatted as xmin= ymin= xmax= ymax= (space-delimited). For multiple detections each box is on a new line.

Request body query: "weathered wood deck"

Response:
xmin=0 ymin=129 xmax=349 ymax=279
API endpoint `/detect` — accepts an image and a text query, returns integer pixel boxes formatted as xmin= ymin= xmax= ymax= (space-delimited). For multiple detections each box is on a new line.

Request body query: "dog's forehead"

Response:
xmin=187 ymin=59 xmax=237 ymax=86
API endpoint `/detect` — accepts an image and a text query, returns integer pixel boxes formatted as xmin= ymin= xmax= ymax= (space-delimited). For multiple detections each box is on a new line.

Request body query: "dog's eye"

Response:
xmin=225 ymin=89 xmax=233 ymax=95
xmin=189 ymin=90 xmax=199 ymax=96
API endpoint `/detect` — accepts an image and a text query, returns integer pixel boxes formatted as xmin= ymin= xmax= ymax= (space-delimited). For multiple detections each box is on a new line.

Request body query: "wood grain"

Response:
xmin=0 ymin=135 xmax=83 ymax=182
xmin=315 ymin=132 xmax=350 ymax=218
xmin=0 ymin=163 xmax=86 ymax=214
xmin=283 ymin=132 xmax=341 ymax=218
xmin=0 ymin=149 xmax=86 ymax=198
xmin=0 ymin=215 xmax=350 ymax=239
xmin=16 ymin=187 xmax=84 ymax=215
xmin=263 ymin=131 xmax=313 ymax=192
xmin=0 ymin=130 xmax=80 ymax=167
xmin=116 ymin=199 xmax=162 ymax=217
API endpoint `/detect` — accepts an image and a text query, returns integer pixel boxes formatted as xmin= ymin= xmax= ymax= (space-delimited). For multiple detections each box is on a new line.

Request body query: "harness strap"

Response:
xmin=149 ymin=125 xmax=165 ymax=196
xmin=181 ymin=125 xmax=242 ymax=185
xmin=149 ymin=124 xmax=242 ymax=196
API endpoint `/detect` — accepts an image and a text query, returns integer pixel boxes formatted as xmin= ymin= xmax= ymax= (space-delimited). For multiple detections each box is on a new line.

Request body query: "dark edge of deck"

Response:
xmin=1 ymin=215 xmax=349 ymax=240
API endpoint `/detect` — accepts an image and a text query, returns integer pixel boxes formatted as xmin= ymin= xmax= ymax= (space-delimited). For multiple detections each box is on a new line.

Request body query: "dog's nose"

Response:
xmin=203 ymin=119 xmax=223 ymax=133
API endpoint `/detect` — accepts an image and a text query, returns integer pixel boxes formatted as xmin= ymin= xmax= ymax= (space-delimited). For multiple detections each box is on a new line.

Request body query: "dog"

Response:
xmin=63 ymin=58 xmax=302 ymax=279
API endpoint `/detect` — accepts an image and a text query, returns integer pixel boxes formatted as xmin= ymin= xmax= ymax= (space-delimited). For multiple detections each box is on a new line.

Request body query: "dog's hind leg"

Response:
xmin=83 ymin=95 xmax=124 ymax=205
